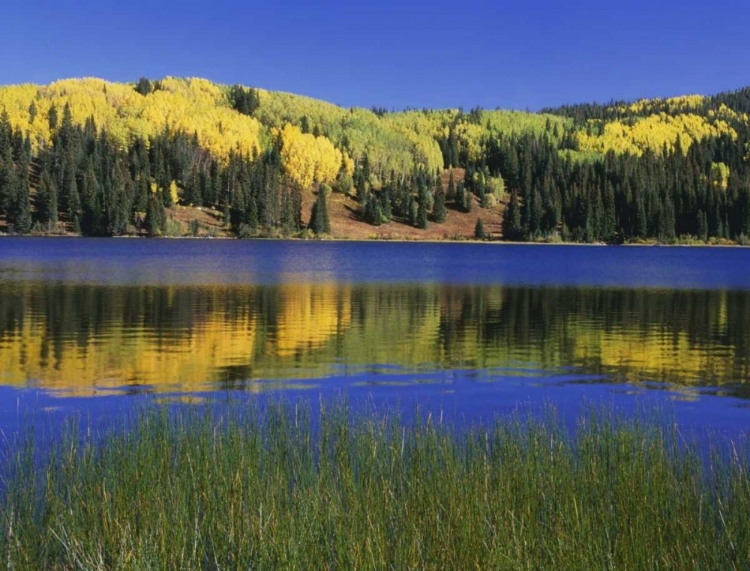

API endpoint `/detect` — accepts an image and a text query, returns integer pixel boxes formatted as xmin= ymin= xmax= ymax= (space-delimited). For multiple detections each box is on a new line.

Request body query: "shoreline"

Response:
xmin=0 ymin=232 xmax=746 ymax=247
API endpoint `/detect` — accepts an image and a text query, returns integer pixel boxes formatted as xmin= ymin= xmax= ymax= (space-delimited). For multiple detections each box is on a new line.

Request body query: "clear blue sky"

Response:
xmin=2 ymin=0 xmax=749 ymax=111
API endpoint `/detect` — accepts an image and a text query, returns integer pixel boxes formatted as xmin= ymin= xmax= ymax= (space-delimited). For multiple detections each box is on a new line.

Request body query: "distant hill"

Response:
xmin=0 ymin=77 xmax=748 ymax=243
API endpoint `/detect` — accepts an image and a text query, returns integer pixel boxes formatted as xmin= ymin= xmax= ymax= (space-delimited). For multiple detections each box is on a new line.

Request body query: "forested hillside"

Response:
xmin=0 ymin=76 xmax=748 ymax=242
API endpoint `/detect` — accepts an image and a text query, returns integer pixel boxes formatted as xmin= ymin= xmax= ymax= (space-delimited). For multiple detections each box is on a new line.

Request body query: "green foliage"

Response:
xmin=363 ymin=193 xmax=384 ymax=226
xmin=1 ymin=402 xmax=749 ymax=569
xmin=474 ymin=218 xmax=485 ymax=239
xmin=135 ymin=77 xmax=154 ymax=96
xmin=188 ymin=218 xmax=201 ymax=236
xmin=309 ymin=189 xmax=331 ymax=235
xmin=432 ymin=182 xmax=447 ymax=223
xmin=228 ymin=84 xmax=260 ymax=116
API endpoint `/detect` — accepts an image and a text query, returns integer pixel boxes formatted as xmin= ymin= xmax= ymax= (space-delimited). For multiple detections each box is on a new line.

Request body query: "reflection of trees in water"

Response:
xmin=0 ymin=282 xmax=748 ymax=395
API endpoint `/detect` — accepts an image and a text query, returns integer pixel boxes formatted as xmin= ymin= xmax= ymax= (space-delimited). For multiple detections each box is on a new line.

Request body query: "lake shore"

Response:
xmin=2 ymin=231 xmax=746 ymax=247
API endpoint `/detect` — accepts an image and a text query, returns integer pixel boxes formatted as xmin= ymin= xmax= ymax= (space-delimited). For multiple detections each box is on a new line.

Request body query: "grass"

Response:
xmin=1 ymin=401 xmax=749 ymax=570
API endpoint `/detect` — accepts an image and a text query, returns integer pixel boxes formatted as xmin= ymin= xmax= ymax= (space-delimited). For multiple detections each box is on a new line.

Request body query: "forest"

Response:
xmin=0 ymin=76 xmax=749 ymax=242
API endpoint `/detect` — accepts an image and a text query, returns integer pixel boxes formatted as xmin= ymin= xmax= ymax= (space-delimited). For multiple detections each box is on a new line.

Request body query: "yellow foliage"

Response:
xmin=614 ymin=95 xmax=707 ymax=116
xmin=278 ymin=124 xmax=342 ymax=188
xmin=578 ymin=113 xmax=737 ymax=156
xmin=710 ymin=162 xmax=730 ymax=190
xmin=341 ymin=152 xmax=354 ymax=176
xmin=0 ymin=77 xmax=262 ymax=161
xmin=169 ymin=180 xmax=180 ymax=203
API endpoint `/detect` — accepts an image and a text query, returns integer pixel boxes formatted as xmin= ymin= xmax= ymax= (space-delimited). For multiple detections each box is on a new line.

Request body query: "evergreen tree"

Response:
xmin=0 ymin=144 xmax=13 ymax=217
xmin=417 ymin=200 xmax=428 ymax=229
xmin=363 ymin=193 xmax=383 ymax=226
xmin=144 ymin=194 xmax=166 ymax=236
xmin=446 ymin=171 xmax=456 ymax=202
xmin=408 ymin=195 xmax=418 ymax=227
xmin=309 ymin=188 xmax=331 ymax=235
xmin=10 ymin=154 xmax=31 ymax=233
xmin=503 ymin=190 xmax=523 ymax=241
xmin=474 ymin=218 xmax=485 ymax=239
xmin=35 ymin=172 xmax=58 ymax=231
xmin=433 ymin=180 xmax=447 ymax=223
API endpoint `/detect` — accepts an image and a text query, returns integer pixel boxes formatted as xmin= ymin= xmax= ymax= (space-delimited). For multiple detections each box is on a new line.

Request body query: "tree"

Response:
xmin=474 ymin=218 xmax=485 ymax=239
xmin=135 ymin=77 xmax=154 ymax=96
xmin=144 ymin=194 xmax=166 ymax=236
xmin=35 ymin=172 xmax=58 ymax=231
xmin=417 ymin=200 xmax=428 ymax=229
xmin=503 ymin=190 xmax=523 ymax=241
xmin=433 ymin=180 xmax=447 ymax=223
xmin=309 ymin=188 xmax=331 ymax=235
xmin=363 ymin=193 xmax=383 ymax=226
xmin=10 ymin=156 xmax=31 ymax=233
xmin=446 ymin=171 xmax=456 ymax=202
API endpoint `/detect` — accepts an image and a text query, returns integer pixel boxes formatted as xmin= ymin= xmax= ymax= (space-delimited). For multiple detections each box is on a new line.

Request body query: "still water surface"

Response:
xmin=0 ymin=238 xmax=749 ymax=437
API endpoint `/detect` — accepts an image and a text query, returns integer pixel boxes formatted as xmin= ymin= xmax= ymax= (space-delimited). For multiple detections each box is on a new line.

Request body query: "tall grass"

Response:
xmin=0 ymin=401 xmax=748 ymax=570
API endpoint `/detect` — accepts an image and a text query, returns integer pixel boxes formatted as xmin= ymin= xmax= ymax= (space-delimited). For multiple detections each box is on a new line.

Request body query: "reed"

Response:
xmin=0 ymin=401 xmax=748 ymax=570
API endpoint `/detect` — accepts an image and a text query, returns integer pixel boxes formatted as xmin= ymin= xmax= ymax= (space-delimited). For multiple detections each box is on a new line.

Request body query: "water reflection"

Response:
xmin=0 ymin=282 xmax=748 ymax=398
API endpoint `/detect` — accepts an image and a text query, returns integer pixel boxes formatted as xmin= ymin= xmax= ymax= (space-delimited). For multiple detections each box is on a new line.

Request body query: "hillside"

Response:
xmin=0 ymin=77 xmax=748 ymax=243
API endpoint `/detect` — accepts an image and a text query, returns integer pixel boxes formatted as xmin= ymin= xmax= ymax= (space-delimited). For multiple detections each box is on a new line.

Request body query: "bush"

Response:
xmin=188 ymin=219 xmax=201 ymax=237
xmin=481 ymin=194 xmax=498 ymax=209
xmin=337 ymin=173 xmax=353 ymax=195
xmin=164 ymin=217 xmax=184 ymax=237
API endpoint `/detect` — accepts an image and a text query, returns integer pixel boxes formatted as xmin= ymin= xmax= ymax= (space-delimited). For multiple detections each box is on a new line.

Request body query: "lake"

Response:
xmin=1 ymin=238 xmax=749 ymax=438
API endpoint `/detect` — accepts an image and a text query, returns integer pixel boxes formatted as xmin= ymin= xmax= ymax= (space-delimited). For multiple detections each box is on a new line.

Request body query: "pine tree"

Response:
xmin=463 ymin=186 xmax=473 ymax=213
xmin=503 ymin=190 xmax=523 ymax=241
xmin=35 ymin=172 xmax=58 ymax=231
xmin=309 ymin=188 xmax=331 ymax=235
xmin=433 ymin=180 xmax=447 ymax=223
xmin=135 ymin=78 xmax=154 ymax=96
xmin=446 ymin=171 xmax=456 ymax=202
xmin=145 ymin=194 xmax=166 ymax=236
xmin=417 ymin=200 xmax=428 ymax=229
xmin=0 ymin=144 xmax=13 ymax=217
xmin=474 ymin=218 xmax=485 ymax=239
xmin=247 ymin=195 xmax=259 ymax=229
xmin=363 ymin=193 xmax=383 ymax=226
xmin=11 ymin=155 xmax=32 ymax=233
xmin=409 ymin=195 xmax=418 ymax=227
xmin=455 ymin=181 xmax=465 ymax=212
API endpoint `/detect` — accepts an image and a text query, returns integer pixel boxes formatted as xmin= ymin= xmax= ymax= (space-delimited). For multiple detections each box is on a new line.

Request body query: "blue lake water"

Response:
xmin=0 ymin=237 xmax=749 ymax=440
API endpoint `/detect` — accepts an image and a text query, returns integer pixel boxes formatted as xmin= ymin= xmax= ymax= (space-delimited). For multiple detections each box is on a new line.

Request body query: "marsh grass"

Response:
xmin=0 ymin=401 xmax=748 ymax=570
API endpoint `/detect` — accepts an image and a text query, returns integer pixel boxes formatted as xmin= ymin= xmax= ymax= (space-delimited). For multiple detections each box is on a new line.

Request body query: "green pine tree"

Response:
xmin=309 ymin=188 xmax=331 ymax=235
xmin=417 ymin=200 xmax=428 ymax=229
xmin=503 ymin=190 xmax=523 ymax=241
xmin=433 ymin=181 xmax=447 ymax=223
xmin=35 ymin=172 xmax=58 ymax=231
xmin=474 ymin=218 xmax=485 ymax=240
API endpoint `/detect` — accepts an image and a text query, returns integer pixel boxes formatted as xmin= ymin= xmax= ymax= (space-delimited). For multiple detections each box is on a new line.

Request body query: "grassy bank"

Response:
xmin=1 ymin=402 xmax=749 ymax=569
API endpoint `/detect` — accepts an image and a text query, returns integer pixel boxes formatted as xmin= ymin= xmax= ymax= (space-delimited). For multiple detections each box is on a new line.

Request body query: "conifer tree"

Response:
xmin=135 ymin=78 xmax=154 ymax=96
xmin=417 ymin=200 xmax=428 ymax=229
xmin=35 ymin=172 xmax=58 ymax=231
xmin=433 ymin=181 xmax=447 ymax=223
xmin=446 ymin=171 xmax=456 ymax=202
xmin=11 ymin=154 xmax=31 ymax=233
xmin=474 ymin=218 xmax=485 ymax=239
xmin=503 ymin=190 xmax=523 ymax=241
xmin=145 ymin=194 xmax=166 ymax=236
xmin=309 ymin=188 xmax=331 ymax=234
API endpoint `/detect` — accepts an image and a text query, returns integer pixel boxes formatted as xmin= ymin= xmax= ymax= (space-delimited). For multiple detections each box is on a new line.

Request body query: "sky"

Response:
xmin=2 ymin=0 xmax=749 ymax=111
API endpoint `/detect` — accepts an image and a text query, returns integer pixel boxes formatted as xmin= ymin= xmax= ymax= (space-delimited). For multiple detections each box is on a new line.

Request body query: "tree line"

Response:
xmin=2 ymin=78 xmax=750 ymax=243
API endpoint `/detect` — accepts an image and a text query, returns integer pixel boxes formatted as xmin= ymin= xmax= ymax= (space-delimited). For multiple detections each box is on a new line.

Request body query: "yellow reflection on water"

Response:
xmin=0 ymin=284 xmax=747 ymax=397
